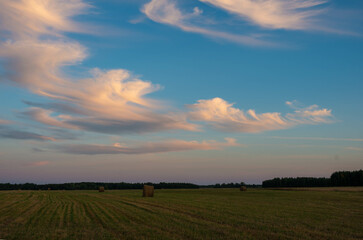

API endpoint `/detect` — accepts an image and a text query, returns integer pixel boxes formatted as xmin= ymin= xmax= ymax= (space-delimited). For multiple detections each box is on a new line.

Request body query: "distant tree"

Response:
xmin=262 ymin=170 xmax=363 ymax=188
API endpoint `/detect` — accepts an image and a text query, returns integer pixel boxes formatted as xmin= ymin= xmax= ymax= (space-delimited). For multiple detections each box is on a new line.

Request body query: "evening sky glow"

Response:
xmin=0 ymin=0 xmax=362 ymax=184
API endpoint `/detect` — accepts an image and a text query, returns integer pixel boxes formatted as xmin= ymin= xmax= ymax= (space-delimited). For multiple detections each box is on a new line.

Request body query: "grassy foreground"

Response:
xmin=0 ymin=188 xmax=362 ymax=240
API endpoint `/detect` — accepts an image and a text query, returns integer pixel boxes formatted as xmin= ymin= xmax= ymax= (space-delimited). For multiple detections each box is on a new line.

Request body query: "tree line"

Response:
xmin=201 ymin=182 xmax=261 ymax=188
xmin=0 ymin=181 xmax=261 ymax=191
xmin=262 ymin=170 xmax=363 ymax=188
xmin=2 ymin=169 xmax=361 ymax=190
xmin=0 ymin=182 xmax=199 ymax=191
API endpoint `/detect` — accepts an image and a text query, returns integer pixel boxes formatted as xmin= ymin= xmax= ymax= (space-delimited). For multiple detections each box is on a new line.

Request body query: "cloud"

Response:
xmin=57 ymin=138 xmax=240 ymax=155
xmin=0 ymin=40 xmax=87 ymax=89
xmin=200 ymin=0 xmax=327 ymax=30
xmin=188 ymin=98 xmax=333 ymax=133
xmin=0 ymin=0 xmax=90 ymax=38
xmin=0 ymin=0 xmax=336 ymax=146
xmin=21 ymin=106 xmax=197 ymax=135
xmin=0 ymin=128 xmax=55 ymax=141
xmin=142 ymin=0 xmax=273 ymax=46
xmin=27 ymin=161 xmax=50 ymax=166
xmin=32 ymin=148 xmax=46 ymax=152
xmin=23 ymin=100 xmax=87 ymax=115
xmin=269 ymin=136 xmax=363 ymax=142
xmin=0 ymin=119 xmax=12 ymax=125
xmin=345 ymin=147 xmax=363 ymax=151
xmin=0 ymin=0 xmax=197 ymax=136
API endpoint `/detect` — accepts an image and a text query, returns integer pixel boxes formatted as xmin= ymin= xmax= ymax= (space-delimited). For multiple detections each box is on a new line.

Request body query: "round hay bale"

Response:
xmin=143 ymin=185 xmax=154 ymax=197
xmin=99 ymin=186 xmax=105 ymax=192
xmin=240 ymin=186 xmax=247 ymax=191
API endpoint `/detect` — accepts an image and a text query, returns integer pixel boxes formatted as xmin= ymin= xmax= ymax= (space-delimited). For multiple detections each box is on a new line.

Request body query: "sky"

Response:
xmin=0 ymin=0 xmax=362 ymax=184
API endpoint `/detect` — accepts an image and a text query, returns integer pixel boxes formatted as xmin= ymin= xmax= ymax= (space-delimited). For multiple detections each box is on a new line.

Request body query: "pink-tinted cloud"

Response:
xmin=0 ymin=0 xmax=90 ymax=38
xmin=0 ymin=0 xmax=335 ymax=147
xmin=28 ymin=161 xmax=50 ymax=166
xmin=0 ymin=119 xmax=12 ymax=125
xmin=58 ymin=138 xmax=240 ymax=155
xmin=188 ymin=98 xmax=333 ymax=133
xmin=0 ymin=0 xmax=197 ymax=135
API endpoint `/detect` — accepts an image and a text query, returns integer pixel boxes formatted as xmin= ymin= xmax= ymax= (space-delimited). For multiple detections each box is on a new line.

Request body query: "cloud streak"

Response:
xmin=0 ymin=119 xmax=12 ymax=125
xmin=57 ymin=138 xmax=240 ymax=155
xmin=30 ymin=161 xmax=50 ymax=166
xmin=21 ymin=106 xmax=197 ymax=134
xmin=200 ymin=0 xmax=327 ymax=30
xmin=268 ymin=136 xmax=363 ymax=142
xmin=188 ymin=98 xmax=333 ymax=133
xmin=0 ymin=128 xmax=55 ymax=141
xmin=142 ymin=0 xmax=272 ymax=46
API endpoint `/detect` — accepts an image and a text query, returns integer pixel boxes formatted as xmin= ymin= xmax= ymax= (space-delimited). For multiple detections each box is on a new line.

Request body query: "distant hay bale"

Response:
xmin=48 ymin=188 xmax=51 ymax=191
xmin=143 ymin=185 xmax=154 ymax=197
xmin=240 ymin=186 xmax=247 ymax=191
xmin=99 ymin=186 xmax=105 ymax=192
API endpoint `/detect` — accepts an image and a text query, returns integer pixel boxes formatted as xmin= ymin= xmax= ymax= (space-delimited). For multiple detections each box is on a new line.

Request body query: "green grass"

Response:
xmin=0 ymin=188 xmax=362 ymax=240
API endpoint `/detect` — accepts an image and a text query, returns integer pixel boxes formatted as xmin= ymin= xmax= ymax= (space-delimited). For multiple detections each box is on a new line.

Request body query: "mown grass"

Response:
xmin=0 ymin=188 xmax=362 ymax=240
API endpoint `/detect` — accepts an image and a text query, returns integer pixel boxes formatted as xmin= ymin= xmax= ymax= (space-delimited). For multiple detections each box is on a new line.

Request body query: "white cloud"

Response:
xmin=142 ymin=0 xmax=272 ymax=46
xmin=200 ymin=0 xmax=327 ymax=30
xmin=188 ymin=97 xmax=333 ymax=133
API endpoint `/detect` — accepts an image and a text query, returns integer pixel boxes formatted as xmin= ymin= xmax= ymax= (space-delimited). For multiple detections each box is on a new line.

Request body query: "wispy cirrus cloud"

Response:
xmin=142 ymin=0 xmax=357 ymax=45
xmin=200 ymin=0 xmax=327 ymax=30
xmin=142 ymin=0 xmax=273 ymax=46
xmin=188 ymin=98 xmax=333 ymax=133
xmin=57 ymin=138 xmax=240 ymax=155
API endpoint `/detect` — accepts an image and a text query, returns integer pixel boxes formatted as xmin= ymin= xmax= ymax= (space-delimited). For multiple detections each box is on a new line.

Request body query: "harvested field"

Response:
xmin=0 ymin=188 xmax=362 ymax=240
xmin=268 ymin=187 xmax=363 ymax=192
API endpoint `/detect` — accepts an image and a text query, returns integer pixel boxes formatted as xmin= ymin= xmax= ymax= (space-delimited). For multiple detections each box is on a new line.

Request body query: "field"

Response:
xmin=0 ymin=188 xmax=362 ymax=240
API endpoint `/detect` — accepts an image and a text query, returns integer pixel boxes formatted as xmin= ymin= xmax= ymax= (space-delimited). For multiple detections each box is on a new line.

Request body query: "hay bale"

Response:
xmin=143 ymin=185 xmax=154 ymax=197
xmin=240 ymin=186 xmax=247 ymax=191
xmin=99 ymin=186 xmax=105 ymax=192
xmin=48 ymin=188 xmax=51 ymax=191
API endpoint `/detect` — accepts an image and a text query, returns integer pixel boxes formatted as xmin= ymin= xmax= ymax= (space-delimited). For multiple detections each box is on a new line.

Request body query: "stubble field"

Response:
xmin=0 ymin=188 xmax=362 ymax=240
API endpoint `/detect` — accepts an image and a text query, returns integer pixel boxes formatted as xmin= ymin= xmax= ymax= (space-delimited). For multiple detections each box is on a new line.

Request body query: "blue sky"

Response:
xmin=0 ymin=0 xmax=362 ymax=184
